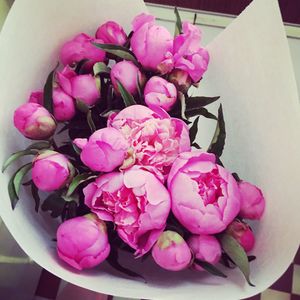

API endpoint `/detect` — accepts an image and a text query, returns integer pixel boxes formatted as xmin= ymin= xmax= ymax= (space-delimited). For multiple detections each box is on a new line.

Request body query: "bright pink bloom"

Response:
xmin=239 ymin=181 xmax=265 ymax=220
xmin=168 ymin=150 xmax=241 ymax=234
xmin=109 ymin=105 xmax=190 ymax=176
xmin=32 ymin=151 xmax=74 ymax=192
xmin=144 ymin=76 xmax=177 ymax=111
xmin=57 ymin=214 xmax=110 ymax=270
xmin=52 ymin=88 xmax=76 ymax=121
xmin=131 ymin=13 xmax=173 ymax=71
xmin=13 ymin=103 xmax=56 ymax=140
xmin=226 ymin=220 xmax=255 ymax=252
xmin=28 ymin=91 xmax=43 ymax=104
xmin=60 ymin=33 xmax=105 ymax=66
xmin=83 ymin=167 xmax=171 ymax=256
xmin=152 ymin=231 xmax=192 ymax=271
xmin=73 ymin=128 xmax=129 ymax=172
xmin=96 ymin=21 xmax=127 ymax=45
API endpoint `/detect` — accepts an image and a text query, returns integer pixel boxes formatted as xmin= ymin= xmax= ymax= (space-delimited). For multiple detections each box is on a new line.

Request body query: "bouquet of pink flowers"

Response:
xmin=3 ymin=9 xmax=265 ymax=285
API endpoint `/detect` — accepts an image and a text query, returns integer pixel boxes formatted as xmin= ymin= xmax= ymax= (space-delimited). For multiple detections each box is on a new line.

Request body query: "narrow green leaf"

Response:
xmin=186 ymin=106 xmax=217 ymax=120
xmin=189 ymin=116 xmax=200 ymax=143
xmin=72 ymin=143 xmax=82 ymax=155
xmin=100 ymin=109 xmax=119 ymax=118
xmin=194 ymin=259 xmax=227 ymax=278
xmin=13 ymin=163 xmax=32 ymax=196
xmin=92 ymin=43 xmax=138 ymax=64
xmin=76 ymin=99 xmax=90 ymax=114
xmin=87 ymin=110 xmax=96 ymax=133
xmin=174 ymin=7 xmax=183 ymax=36
xmin=41 ymin=193 xmax=66 ymax=218
xmin=26 ymin=141 xmax=51 ymax=151
xmin=57 ymin=123 xmax=69 ymax=134
xmin=43 ymin=63 xmax=59 ymax=114
xmin=192 ymin=142 xmax=201 ymax=149
xmin=93 ymin=62 xmax=110 ymax=76
xmin=117 ymin=80 xmax=136 ymax=107
xmin=186 ymin=96 xmax=220 ymax=108
xmin=220 ymin=234 xmax=255 ymax=286
xmin=8 ymin=176 xmax=18 ymax=209
xmin=208 ymin=104 xmax=226 ymax=157
xmin=2 ymin=149 xmax=37 ymax=172
xmin=66 ymin=173 xmax=97 ymax=197
xmin=31 ymin=182 xmax=40 ymax=212
xmin=193 ymin=13 xmax=197 ymax=25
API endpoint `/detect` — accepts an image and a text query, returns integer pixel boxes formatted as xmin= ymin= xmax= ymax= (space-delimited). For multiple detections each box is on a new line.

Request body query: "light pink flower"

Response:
xmin=83 ymin=167 xmax=171 ymax=256
xmin=109 ymin=105 xmax=190 ymax=176
xmin=144 ymin=76 xmax=177 ymax=111
xmin=168 ymin=69 xmax=192 ymax=93
xmin=131 ymin=13 xmax=173 ymax=71
xmin=57 ymin=66 xmax=100 ymax=106
xmin=239 ymin=181 xmax=265 ymax=220
xmin=226 ymin=220 xmax=255 ymax=253
xmin=13 ymin=103 xmax=56 ymax=140
xmin=96 ymin=21 xmax=127 ymax=46
xmin=32 ymin=150 xmax=74 ymax=192
xmin=57 ymin=214 xmax=110 ymax=270
xmin=60 ymin=33 xmax=105 ymax=66
xmin=168 ymin=150 xmax=241 ymax=234
xmin=73 ymin=128 xmax=129 ymax=172
xmin=152 ymin=231 xmax=192 ymax=271
xmin=188 ymin=235 xmax=221 ymax=271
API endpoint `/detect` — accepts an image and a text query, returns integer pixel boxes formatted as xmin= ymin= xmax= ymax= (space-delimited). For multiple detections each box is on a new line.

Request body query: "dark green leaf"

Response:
xmin=220 ymin=234 xmax=254 ymax=286
xmin=43 ymin=63 xmax=59 ymax=114
xmin=174 ymin=7 xmax=182 ymax=36
xmin=185 ymin=106 xmax=218 ymax=119
xmin=8 ymin=176 xmax=18 ymax=209
xmin=66 ymin=173 xmax=97 ymax=197
xmin=26 ymin=141 xmax=51 ymax=151
xmin=232 ymin=172 xmax=241 ymax=182
xmin=92 ymin=43 xmax=138 ymax=64
xmin=41 ymin=193 xmax=66 ymax=218
xmin=100 ymin=109 xmax=119 ymax=118
xmin=248 ymin=255 xmax=256 ymax=262
xmin=192 ymin=142 xmax=201 ymax=149
xmin=2 ymin=150 xmax=37 ymax=172
xmin=57 ymin=123 xmax=69 ymax=134
xmin=117 ymin=80 xmax=136 ymax=107
xmin=31 ymin=182 xmax=40 ymax=212
xmin=76 ymin=99 xmax=90 ymax=114
xmin=189 ymin=116 xmax=200 ymax=143
xmin=75 ymin=59 xmax=90 ymax=74
xmin=194 ymin=259 xmax=227 ymax=278
xmin=208 ymin=104 xmax=226 ymax=157
xmin=193 ymin=13 xmax=197 ymax=25
xmin=72 ymin=143 xmax=81 ymax=155
xmin=13 ymin=163 xmax=32 ymax=196
xmin=186 ymin=96 xmax=220 ymax=108
xmin=87 ymin=110 xmax=96 ymax=133
xmin=124 ymin=31 xmax=133 ymax=49
xmin=93 ymin=62 xmax=110 ymax=76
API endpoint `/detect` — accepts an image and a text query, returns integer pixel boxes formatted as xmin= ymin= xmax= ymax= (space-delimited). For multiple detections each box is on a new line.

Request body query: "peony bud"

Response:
xmin=28 ymin=91 xmax=43 ymax=105
xmin=53 ymin=88 xmax=76 ymax=121
xmin=226 ymin=220 xmax=255 ymax=253
xmin=57 ymin=214 xmax=110 ymax=270
xmin=168 ymin=69 xmax=192 ymax=93
xmin=32 ymin=151 xmax=74 ymax=192
xmin=96 ymin=21 xmax=127 ymax=45
xmin=152 ymin=231 xmax=192 ymax=271
xmin=13 ymin=103 xmax=56 ymax=140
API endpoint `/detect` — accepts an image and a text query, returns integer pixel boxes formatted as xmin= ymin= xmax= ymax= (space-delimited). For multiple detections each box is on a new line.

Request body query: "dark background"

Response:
xmin=146 ymin=0 xmax=300 ymax=25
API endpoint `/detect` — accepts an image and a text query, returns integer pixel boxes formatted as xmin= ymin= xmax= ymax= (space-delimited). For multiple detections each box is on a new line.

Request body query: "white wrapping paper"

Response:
xmin=0 ymin=0 xmax=299 ymax=299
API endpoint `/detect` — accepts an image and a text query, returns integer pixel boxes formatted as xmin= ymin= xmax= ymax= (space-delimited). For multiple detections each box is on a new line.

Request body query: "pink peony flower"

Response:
xmin=152 ymin=231 xmax=192 ymax=271
xmin=108 ymin=105 xmax=190 ymax=176
xmin=188 ymin=235 xmax=222 ymax=271
xmin=144 ymin=76 xmax=177 ymax=111
xmin=60 ymin=33 xmax=105 ymax=66
xmin=28 ymin=91 xmax=43 ymax=104
xmin=168 ymin=150 xmax=241 ymax=234
xmin=57 ymin=66 xmax=100 ymax=106
xmin=131 ymin=13 xmax=173 ymax=71
xmin=110 ymin=61 xmax=144 ymax=95
xmin=96 ymin=21 xmax=127 ymax=46
xmin=57 ymin=214 xmax=110 ymax=270
xmin=239 ymin=181 xmax=265 ymax=220
xmin=13 ymin=102 xmax=56 ymax=140
xmin=73 ymin=128 xmax=129 ymax=172
xmin=173 ymin=22 xmax=209 ymax=83
xmin=32 ymin=150 xmax=74 ymax=192
xmin=226 ymin=220 xmax=255 ymax=252
xmin=168 ymin=69 xmax=192 ymax=93
xmin=83 ymin=167 xmax=171 ymax=256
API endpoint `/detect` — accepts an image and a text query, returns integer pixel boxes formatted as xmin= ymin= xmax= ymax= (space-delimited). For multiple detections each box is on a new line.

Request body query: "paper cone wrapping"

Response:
xmin=0 ymin=0 xmax=299 ymax=299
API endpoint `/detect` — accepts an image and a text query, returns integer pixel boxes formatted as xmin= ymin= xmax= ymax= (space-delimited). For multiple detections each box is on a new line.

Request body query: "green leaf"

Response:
xmin=75 ymin=59 xmax=90 ymax=74
xmin=76 ymin=99 xmax=90 ymax=114
xmin=174 ymin=7 xmax=182 ymax=36
xmin=208 ymin=104 xmax=226 ymax=157
xmin=41 ymin=193 xmax=66 ymax=218
xmin=31 ymin=182 xmax=40 ymax=212
xmin=117 ymin=80 xmax=136 ymax=107
xmin=179 ymin=92 xmax=187 ymax=120
xmin=72 ymin=143 xmax=82 ymax=155
xmin=87 ymin=110 xmax=96 ymax=133
xmin=57 ymin=123 xmax=69 ymax=134
xmin=189 ymin=116 xmax=200 ymax=143
xmin=100 ymin=109 xmax=119 ymax=118
xmin=220 ymin=234 xmax=254 ymax=286
xmin=2 ymin=149 xmax=37 ymax=172
xmin=186 ymin=96 xmax=220 ymax=108
xmin=192 ymin=142 xmax=201 ymax=149
xmin=66 ymin=173 xmax=97 ymax=197
xmin=185 ymin=106 xmax=218 ymax=119
xmin=13 ymin=163 xmax=32 ymax=196
xmin=43 ymin=63 xmax=59 ymax=114
xmin=8 ymin=176 xmax=18 ymax=209
xmin=93 ymin=62 xmax=110 ymax=76
xmin=194 ymin=259 xmax=227 ymax=278
xmin=92 ymin=43 xmax=138 ymax=64
xmin=26 ymin=141 xmax=51 ymax=151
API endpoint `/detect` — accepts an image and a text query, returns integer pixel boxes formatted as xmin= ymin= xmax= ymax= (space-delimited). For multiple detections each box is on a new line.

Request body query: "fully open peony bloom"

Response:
xmin=96 ymin=21 xmax=127 ymax=45
xmin=83 ymin=167 xmax=171 ymax=256
xmin=108 ymin=105 xmax=190 ymax=176
xmin=57 ymin=214 xmax=110 ymax=270
xmin=168 ymin=150 xmax=241 ymax=234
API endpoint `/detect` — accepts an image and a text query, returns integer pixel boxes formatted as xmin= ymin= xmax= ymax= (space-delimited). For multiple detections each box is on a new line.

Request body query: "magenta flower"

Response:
xmin=168 ymin=150 xmax=241 ymax=234
xmin=109 ymin=105 xmax=190 ymax=176
xmin=152 ymin=231 xmax=192 ymax=271
xmin=28 ymin=91 xmax=43 ymax=104
xmin=144 ymin=76 xmax=177 ymax=111
xmin=32 ymin=151 xmax=74 ymax=192
xmin=83 ymin=167 xmax=171 ymax=256
xmin=57 ymin=214 xmax=110 ymax=270
xmin=96 ymin=21 xmax=127 ymax=46
xmin=13 ymin=102 xmax=56 ymax=140
xmin=73 ymin=128 xmax=129 ymax=172
xmin=238 ymin=181 xmax=265 ymax=220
